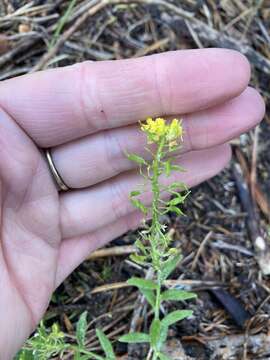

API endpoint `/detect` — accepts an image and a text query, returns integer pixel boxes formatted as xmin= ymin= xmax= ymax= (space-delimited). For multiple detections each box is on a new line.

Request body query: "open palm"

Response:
xmin=0 ymin=49 xmax=265 ymax=359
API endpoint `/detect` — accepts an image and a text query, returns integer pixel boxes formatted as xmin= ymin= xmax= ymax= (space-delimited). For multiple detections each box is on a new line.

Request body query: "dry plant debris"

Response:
xmin=1 ymin=0 xmax=269 ymax=359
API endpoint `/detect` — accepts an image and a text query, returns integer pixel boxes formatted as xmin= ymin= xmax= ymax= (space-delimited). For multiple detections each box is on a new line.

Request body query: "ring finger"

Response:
xmin=59 ymin=143 xmax=231 ymax=239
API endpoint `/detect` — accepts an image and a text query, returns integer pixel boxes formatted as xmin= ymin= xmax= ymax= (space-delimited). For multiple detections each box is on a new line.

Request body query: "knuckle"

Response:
xmin=152 ymin=55 xmax=171 ymax=114
xmin=109 ymin=178 xmax=129 ymax=222
xmin=74 ymin=61 xmax=109 ymax=131
xmin=103 ymin=130 xmax=121 ymax=176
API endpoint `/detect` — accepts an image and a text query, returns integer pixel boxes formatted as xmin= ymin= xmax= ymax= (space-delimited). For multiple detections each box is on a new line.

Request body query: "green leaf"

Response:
xmin=128 ymin=277 xmax=157 ymax=290
xmin=161 ymin=290 xmax=197 ymax=302
xmin=50 ymin=0 xmax=77 ymax=47
xmin=169 ymin=196 xmax=184 ymax=206
xmin=130 ymin=198 xmax=148 ymax=214
xmin=130 ymin=190 xmax=141 ymax=197
xmin=165 ymin=160 xmax=171 ymax=177
xmin=74 ymin=350 xmax=82 ymax=360
xmin=161 ymin=310 xmax=193 ymax=328
xmin=37 ymin=321 xmax=47 ymax=337
xmin=15 ymin=350 xmax=34 ymax=360
xmin=171 ymin=164 xmax=186 ymax=172
xmin=33 ymin=353 xmax=40 ymax=360
xmin=160 ymin=252 xmax=182 ymax=280
xmin=135 ymin=239 xmax=147 ymax=255
xmin=76 ymin=311 xmax=88 ymax=348
xmin=140 ymin=288 xmax=156 ymax=308
xmin=159 ymin=353 xmax=172 ymax=360
xmin=159 ymin=324 xmax=168 ymax=351
xmin=118 ymin=332 xmax=150 ymax=343
xmin=169 ymin=205 xmax=184 ymax=216
xmin=84 ymin=352 xmax=105 ymax=360
xmin=96 ymin=329 xmax=115 ymax=360
xmin=130 ymin=253 xmax=147 ymax=265
xmin=126 ymin=153 xmax=147 ymax=165
xmin=169 ymin=182 xmax=187 ymax=191
xmin=150 ymin=319 xmax=161 ymax=349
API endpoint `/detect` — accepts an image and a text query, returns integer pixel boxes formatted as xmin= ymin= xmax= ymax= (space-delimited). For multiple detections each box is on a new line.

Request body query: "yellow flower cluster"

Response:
xmin=141 ymin=117 xmax=183 ymax=146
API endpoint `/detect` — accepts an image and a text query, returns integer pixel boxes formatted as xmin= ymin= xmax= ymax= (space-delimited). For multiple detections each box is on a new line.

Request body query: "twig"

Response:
xmin=251 ymin=126 xmax=260 ymax=201
xmin=127 ymin=268 xmax=153 ymax=358
xmin=134 ymin=37 xmax=170 ymax=57
xmin=87 ymin=245 xmax=136 ymax=259
xmin=91 ymin=279 xmax=224 ymax=294
xmin=30 ymin=0 xmax=193 ymax=72
xmin=0 ymin=38 xmax=39 ymax=68
xmin=169 ymin=17 xmax=270 ymax=75
xmin=31 ymin=0 xmax=102 ymax=72
xmin=232 ymin=163 xmax=270 ymax=275
xmin=191 ymin=231 xmax=213 ymax=270
xmin=210 ymin=240 xmax=254 ymax=257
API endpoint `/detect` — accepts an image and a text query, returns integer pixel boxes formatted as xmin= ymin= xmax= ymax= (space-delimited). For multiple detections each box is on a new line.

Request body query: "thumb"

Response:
xmin=0 ymin=107 xmax=51 ymax=199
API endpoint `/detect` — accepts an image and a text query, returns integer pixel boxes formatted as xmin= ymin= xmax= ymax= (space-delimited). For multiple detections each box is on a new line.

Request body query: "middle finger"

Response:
xmin=50 ymin=87 xmax=264 ymax=189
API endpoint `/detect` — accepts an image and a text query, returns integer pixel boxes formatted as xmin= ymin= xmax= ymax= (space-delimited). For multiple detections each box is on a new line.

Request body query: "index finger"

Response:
xmin=0 ymin=48 xmax=250 ymax=147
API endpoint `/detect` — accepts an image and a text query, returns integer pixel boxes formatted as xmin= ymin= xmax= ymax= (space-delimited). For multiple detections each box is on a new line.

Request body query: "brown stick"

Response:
xmin=91 ymin=279 xmax=224 ymax=294
xmin=31 ymin=0 xmax=102 ymax=72
xmin=233 ymin=162 xmax=270 ymax=275
xmin=87 ymin=245 xmax=136 ymax=259
xmin=169 ymin=17 xmax=270 ymax=75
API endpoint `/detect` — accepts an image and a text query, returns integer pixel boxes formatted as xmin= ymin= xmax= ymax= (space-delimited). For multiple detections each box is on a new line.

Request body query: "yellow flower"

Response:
xmin=141 ymin=117 xmax=166 ymax=142
xmin=141 ymin=117 xmax=183 ymax=145
xmin=166 ymin=118 xmax=183 ymax=142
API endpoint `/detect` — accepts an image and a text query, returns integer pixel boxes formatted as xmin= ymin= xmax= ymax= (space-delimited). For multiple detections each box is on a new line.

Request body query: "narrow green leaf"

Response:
xmin=150 ymin=319 xmax=161 ymax=349
xmin=50 ymin=0 xmax=77 ymax=48
xmin=15 ymin=350 xmax=34 ymax=360
xmin=84 ymin=352 xmax=105 ymax=360
xmin=126 ymin=153 xmax=147 ymax=165
xmin=83 ymin=352 xmax=104 ymax=360
xmin=130 ymin=253 xmax=147 ymax=265
xmin=118 ymin=332 xmax=150 ymax=343
xmin=37 ymin=321 xmax=47 ymax=337
xmin=169 ymin=197 xmax=184 ymax=206
xmin=169 ymin=182 xmax=187 ymax=191
xmin=159 ymin=323 xmax=168 ymax=351
xmin=33 ymin=353 xmax=41 ymax=360
xmin=135 ymin=239 xmax=147 ymax=255
xmin=96 ymin=329 xmax=115 ymax=360
xmin=161 ymin=310 xmax=193 ymax=328
xmin=74 ymin=350 xmax=83 ymax=360
xmin=171 ymin=164 xmax=186 ymax=172
xmin=128 ymin=277 xmax=157 ymax=290
xmin=130 ymin=190 xmax=141 ymax=197
xmin=169 ymin=205 xmax=184 ymax=216
xmin=160 ymin=252 xmax=182 ymax=280
xmin=140 ymin=288 xmax=156 ymax=308
xmin=130 ymin=198 xmax=148 ymax=214
xmin=165 ymin=160 xmax=171 ymax=177
xmin=76 ymin=311 xmax=88 ymax=347
xmin=161 ymin=290 xmax=197 ymax=302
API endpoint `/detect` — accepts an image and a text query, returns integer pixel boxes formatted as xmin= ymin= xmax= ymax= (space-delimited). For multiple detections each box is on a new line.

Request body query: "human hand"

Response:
xmin=0 ymin=48 xmax=265 ymax=359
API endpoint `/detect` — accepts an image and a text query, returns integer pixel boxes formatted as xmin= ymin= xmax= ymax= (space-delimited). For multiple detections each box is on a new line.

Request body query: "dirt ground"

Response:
xmin=0 ymin=1 xmax=270 ymax=359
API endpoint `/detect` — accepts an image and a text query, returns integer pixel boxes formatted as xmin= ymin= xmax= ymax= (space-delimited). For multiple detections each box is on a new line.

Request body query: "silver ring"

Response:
xmin=45 ymin=149 xmax=70 ymax=191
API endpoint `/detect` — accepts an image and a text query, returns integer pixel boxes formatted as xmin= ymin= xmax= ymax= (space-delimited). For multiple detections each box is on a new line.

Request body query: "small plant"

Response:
xmin=16 ymin=117 xmax=195 ymax=360
xmin=118 ymin=117 xmax=197 ymax=359
xmin=16 ymin=312 xmax=116 ymax=360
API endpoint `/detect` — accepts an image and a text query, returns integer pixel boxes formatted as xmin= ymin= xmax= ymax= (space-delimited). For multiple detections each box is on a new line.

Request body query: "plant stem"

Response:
xmin=150 ymin=140 xmax=165 ymax=360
